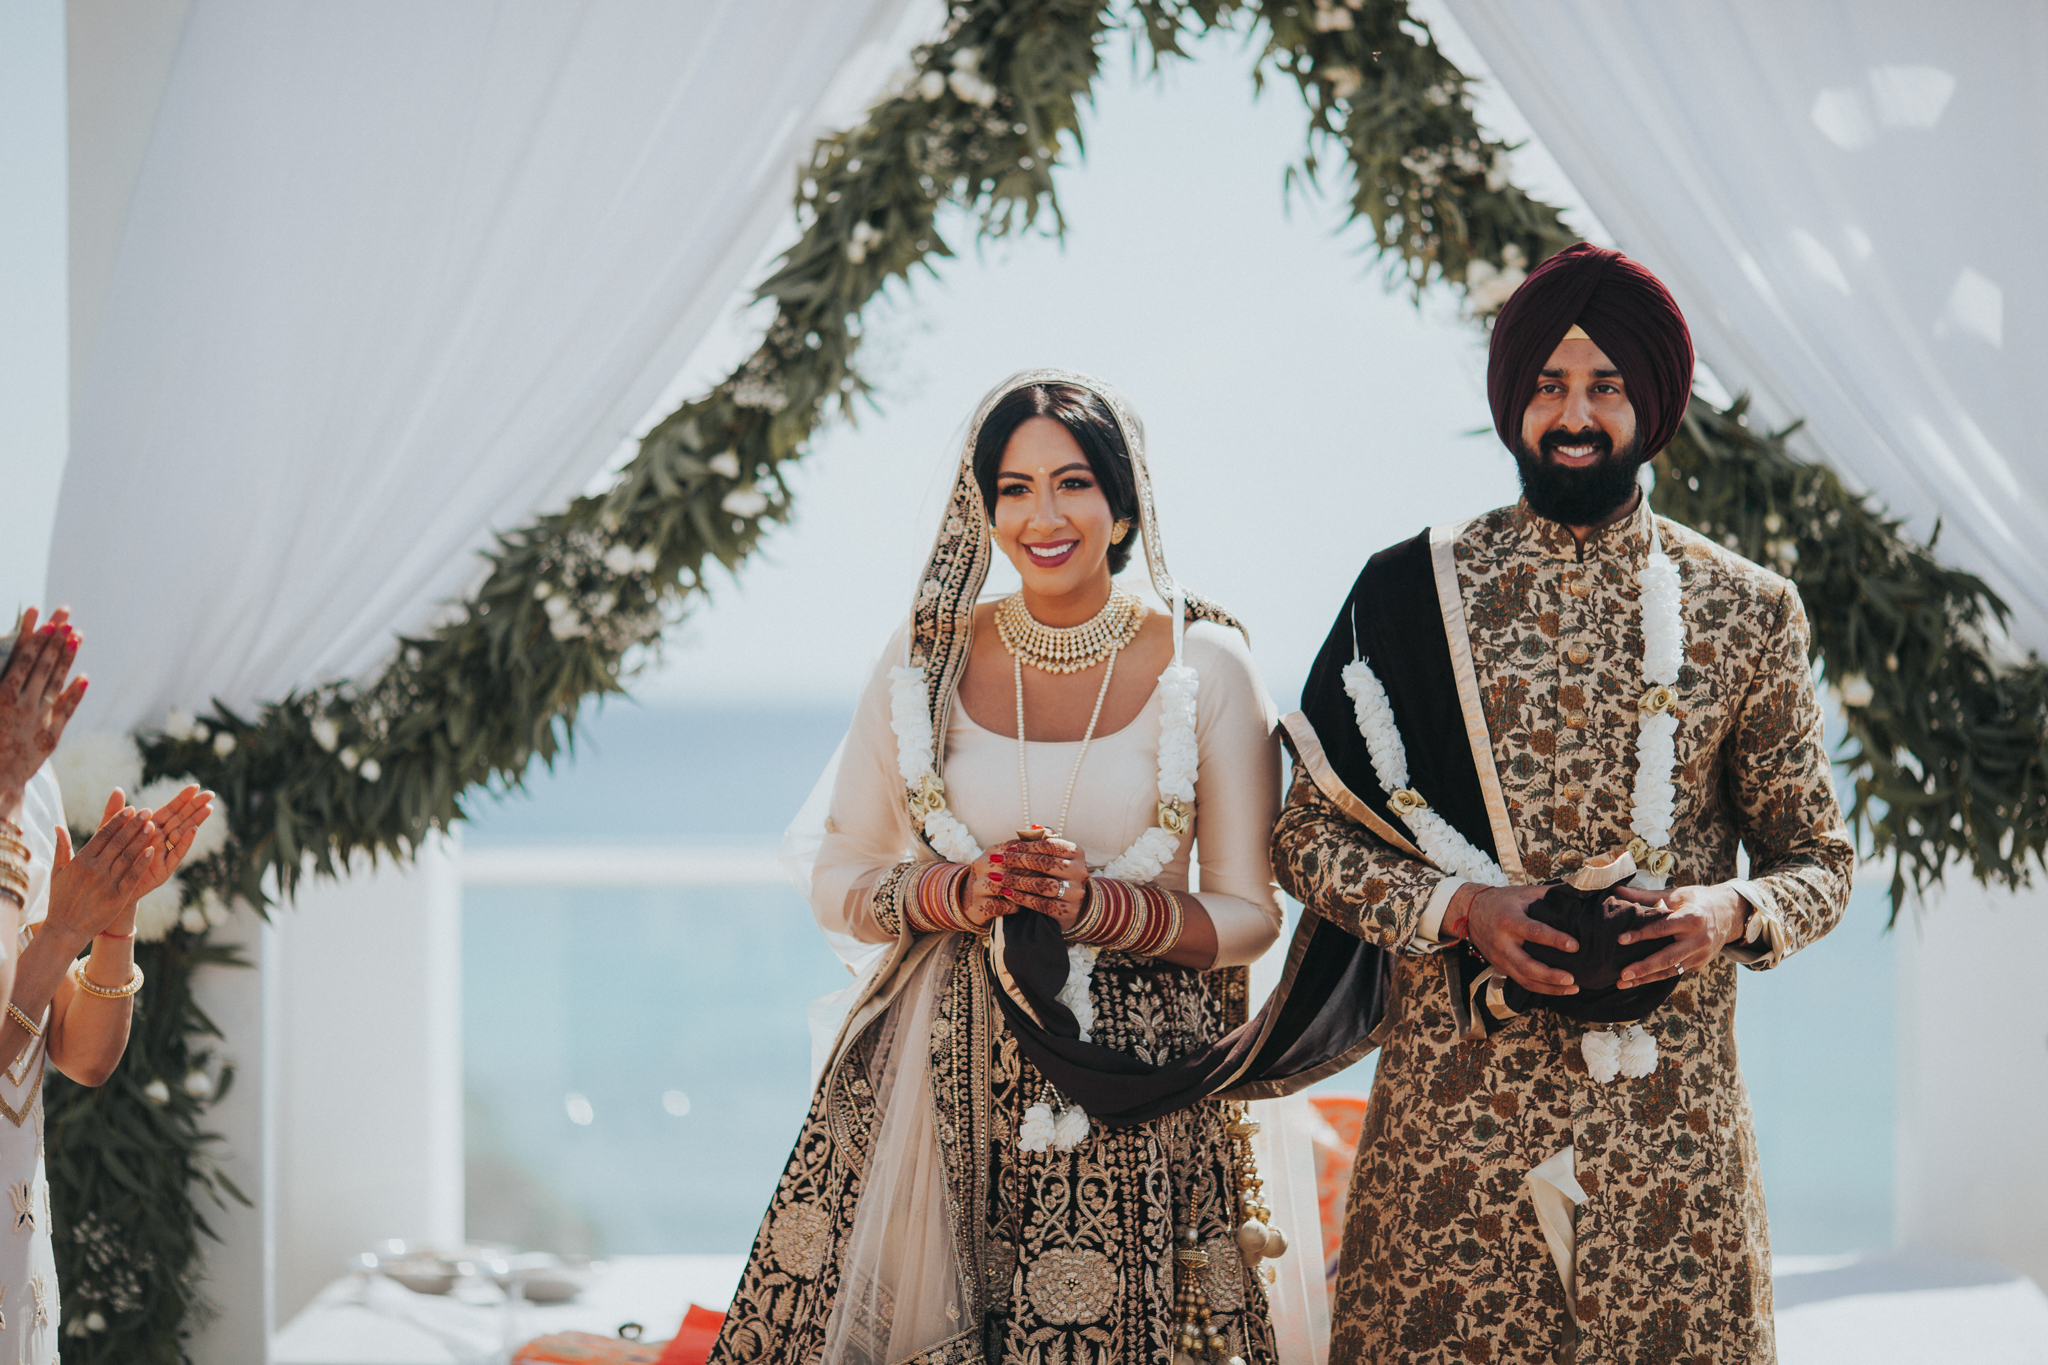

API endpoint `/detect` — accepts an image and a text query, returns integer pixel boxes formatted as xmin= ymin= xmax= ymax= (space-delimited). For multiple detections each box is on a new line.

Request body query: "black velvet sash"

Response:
xmin=984 ymin=530 xmax=1471 ymax=1128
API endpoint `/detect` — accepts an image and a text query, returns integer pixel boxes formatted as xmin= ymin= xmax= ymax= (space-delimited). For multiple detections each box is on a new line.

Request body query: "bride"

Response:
xmin=711 ymin=371 xmax=1289 ymax=1365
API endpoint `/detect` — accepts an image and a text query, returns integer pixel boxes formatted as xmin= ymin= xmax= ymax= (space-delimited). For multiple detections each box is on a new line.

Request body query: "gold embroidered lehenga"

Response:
xmin=710 ymin=371 xmax=1295 ymax=1365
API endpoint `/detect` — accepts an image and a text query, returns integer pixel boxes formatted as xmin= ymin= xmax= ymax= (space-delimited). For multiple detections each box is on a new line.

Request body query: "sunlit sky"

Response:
xmin=0 ymin=2 xmax=1608 ymax=708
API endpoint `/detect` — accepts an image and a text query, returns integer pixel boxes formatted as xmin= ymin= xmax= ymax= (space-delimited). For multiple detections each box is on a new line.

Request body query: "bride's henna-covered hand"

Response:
xmin=0 ymin=607 xmax=87 ymax=802
xmin=962 ymin=837 xmax=1087 ymax=931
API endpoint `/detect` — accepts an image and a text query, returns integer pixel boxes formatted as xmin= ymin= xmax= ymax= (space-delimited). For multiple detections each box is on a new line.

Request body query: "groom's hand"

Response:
xmin=1609 ymin=883 xmax=1748 ymax=987
xmin=1464 ymin=884 xmax=1580 ymax=996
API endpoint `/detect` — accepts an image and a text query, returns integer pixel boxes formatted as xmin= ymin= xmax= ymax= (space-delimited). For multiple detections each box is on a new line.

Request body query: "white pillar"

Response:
xmin=190 ymin=841 xmax=466 ymax=1360
xmin=1895 ymin=875 xmax=2048 ymax=1287
xmin=272 ymin=841 xmax=466 ymax=1321
xmin=186 ymin=903 xmax=278 ymax=1364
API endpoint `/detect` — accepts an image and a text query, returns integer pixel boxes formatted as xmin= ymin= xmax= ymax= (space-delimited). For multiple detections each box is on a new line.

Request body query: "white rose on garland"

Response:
xmin=134 ymin=879 xmax=186 ymax=943
xmin=52 ymin=730 xmax=145 ymax=835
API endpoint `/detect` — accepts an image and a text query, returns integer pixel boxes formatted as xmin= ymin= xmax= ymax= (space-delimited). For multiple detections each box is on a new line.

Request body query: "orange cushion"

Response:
xmin=654 ymin=1305 xmax=726 ymax=1365
xmin=511 ymin=1332 xmax=664 ymax=1364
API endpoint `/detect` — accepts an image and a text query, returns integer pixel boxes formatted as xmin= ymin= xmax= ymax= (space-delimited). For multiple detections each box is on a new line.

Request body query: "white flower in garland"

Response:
xmin=846 ymin=221 xmax=884 ymax=264
xmin=1050 ymin=1104 xmax=1089 ymax=1151
xmin=1340 ymin=661 xmax=1506 ymax=888
xmin=721 ymin=486 xmax=771 ymax=518
xmin=134 ymin=879 xmax=185 ymax=943
xmin=52 ymin=731 xmax=144 ymax=834
xmin=1018 ymin=1102 xmax=1057 ymax=1153
xmin=1617 ymin=1023 xmax=1658 ymax=1079
xmin=1581 ymin=1028 xmax=1622 ymax=1084
xmin=946 ymin=48 xmax=998 ymax=107
xmin=1627 ymin=533 xmax=1686 ymax=889
xmin=1054 ymin=942 xmax=1099 ymax=1042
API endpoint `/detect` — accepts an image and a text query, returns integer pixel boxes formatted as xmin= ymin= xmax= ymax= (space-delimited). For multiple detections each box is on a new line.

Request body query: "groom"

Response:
xmin=1274 ymin=244 xmax=1852 ymax=1363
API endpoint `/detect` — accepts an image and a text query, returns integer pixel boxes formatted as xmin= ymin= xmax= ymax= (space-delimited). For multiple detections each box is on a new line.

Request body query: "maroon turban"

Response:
xmin=1487 ymin=242 xmax=1695 ymax=458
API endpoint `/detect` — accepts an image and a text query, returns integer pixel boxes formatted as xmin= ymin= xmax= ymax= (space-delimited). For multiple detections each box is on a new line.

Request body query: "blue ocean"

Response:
xmin=461 ymin=700 xmax=1894 ymax=1258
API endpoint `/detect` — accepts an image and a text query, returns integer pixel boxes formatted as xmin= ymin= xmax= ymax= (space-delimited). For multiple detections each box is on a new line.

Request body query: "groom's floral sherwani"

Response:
xmin=1275 ymin=499 xmax=1853 ymax=1365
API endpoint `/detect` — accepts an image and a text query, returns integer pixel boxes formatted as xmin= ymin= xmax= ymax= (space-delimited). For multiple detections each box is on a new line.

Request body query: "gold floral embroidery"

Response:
xmin=1203 ymin=1239 xmax=1246 ymax=1312
xmin=1024 ymin=1247 xmax=1117 ymax=1325
xmin=768 ymin=1201 xmax=831 ymax=1278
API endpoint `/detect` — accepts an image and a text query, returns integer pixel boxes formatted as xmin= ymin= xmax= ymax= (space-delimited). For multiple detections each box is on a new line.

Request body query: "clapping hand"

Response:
xmin=0 ymin=608 xmax=87 ymax=795
xmin=47 ymin=785 xmax=214 ymax=943
xmin=128 ymin=784 xmax=214 ymax=893
xmin=47 ymin=796 xmax=159 ymax=944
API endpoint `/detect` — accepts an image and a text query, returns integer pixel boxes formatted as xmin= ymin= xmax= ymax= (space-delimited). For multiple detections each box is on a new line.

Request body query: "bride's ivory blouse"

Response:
xmin=812 ymin=615 xmax=1284 ymax=966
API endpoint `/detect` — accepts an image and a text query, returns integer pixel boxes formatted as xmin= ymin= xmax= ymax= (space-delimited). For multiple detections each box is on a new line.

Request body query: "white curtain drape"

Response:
xmin=48 ymin=0 xmax=916 ymax=732
xmin=1446 ymin=0 xmax=2048 ymax=652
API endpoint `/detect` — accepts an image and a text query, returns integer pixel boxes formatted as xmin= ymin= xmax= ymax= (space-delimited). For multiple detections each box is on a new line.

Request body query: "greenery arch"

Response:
xmin=51 ymin=1 xmax=2047 ymax=1358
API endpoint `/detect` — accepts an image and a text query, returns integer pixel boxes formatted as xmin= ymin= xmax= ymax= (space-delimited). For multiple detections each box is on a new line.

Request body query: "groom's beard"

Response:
xmin=1514 ymin=427 xmax=1646 ymax=527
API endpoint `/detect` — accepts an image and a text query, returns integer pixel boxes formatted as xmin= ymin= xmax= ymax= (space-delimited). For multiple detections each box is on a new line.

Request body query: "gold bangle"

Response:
xmin=70 ymin=958 xmax=144 ymax=999
xmin=1064 ymin=881 xmax=1103 ymax=942
xmin=5 ymin=1003 xmax=40 ymax=1038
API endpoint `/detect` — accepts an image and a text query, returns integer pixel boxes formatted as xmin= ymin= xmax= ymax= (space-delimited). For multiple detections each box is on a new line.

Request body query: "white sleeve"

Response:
xmin=809 ymin=623 xmax=924 ymax=943
xmin=1185 ymin=624 xmax=1285 ymax=967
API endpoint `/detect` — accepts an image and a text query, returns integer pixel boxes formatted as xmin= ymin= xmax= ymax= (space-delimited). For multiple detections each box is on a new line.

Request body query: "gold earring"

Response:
xmin=1110 ymin=519 xmax=1130 ymax=544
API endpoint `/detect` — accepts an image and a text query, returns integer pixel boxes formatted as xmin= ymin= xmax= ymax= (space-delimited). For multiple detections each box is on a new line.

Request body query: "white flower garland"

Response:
xmin=887 ymin=659 xmax=1199 ymax=885
xmin=1341 ymin=522 xmax=1688 ymax=1081
xmin=888 ymin=653 xmax=1199 ymax=1147
xmin=1340 ymin=662 xmax=1507 ymax=889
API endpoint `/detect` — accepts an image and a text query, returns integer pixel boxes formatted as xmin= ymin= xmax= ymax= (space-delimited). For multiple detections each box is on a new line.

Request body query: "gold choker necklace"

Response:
xmin=996 ymin=588 xmax=1144 ymax=675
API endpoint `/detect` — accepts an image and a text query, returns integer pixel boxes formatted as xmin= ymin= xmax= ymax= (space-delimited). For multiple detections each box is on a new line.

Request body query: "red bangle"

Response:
xmin=97 ymin=931 xmax=135 ymax=940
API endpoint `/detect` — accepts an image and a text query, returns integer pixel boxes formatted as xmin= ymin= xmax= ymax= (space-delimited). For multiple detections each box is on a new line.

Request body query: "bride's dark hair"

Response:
xmin=972 ymin=382 xmax=1141 ymax=575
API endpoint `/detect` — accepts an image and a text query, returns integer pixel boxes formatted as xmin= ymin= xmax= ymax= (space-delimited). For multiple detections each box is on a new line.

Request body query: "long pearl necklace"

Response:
xmin=996 ymin=587 xmax=1143 ymax=674
xmin=1013 ymin=646 xmax=1120 ymax=838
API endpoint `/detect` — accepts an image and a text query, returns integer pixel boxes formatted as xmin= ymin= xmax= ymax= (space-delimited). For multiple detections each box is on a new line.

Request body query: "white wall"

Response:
xmin=1895 ymin=875 xmax=2048 ymax=1287
xmin=0 ymin=0 xmax=69 ymax=613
